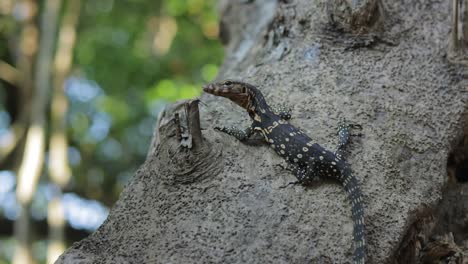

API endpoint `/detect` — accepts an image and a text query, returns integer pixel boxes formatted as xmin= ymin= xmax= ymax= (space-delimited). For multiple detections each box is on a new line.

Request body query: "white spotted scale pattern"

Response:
xmin=204 ymin=80 xmax=366 ymax=264
xmin=255 ymin=115 xmax=366 ymax=264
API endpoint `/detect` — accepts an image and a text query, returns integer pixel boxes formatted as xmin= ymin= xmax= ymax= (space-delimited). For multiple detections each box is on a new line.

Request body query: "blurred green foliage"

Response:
xmin=69 ymin=0 xmax=223 ymax=203
xmin=1 ymin=0 xmax=224 ymax=263
xmin=0 ymin=1 xmax=224 ymax=262
xmin=0 ymin=0 xmax=223 ymax=204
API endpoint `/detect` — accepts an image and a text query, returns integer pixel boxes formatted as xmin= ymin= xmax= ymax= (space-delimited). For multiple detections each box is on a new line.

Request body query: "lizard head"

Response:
xmin=203 ymin=80 xmax=269 ymax=116
xmin=203 ymin=80 xmax=252 ymax=109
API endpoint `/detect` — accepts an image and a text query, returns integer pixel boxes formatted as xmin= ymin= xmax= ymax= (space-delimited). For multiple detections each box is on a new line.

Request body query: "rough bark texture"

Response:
xmin=58 ymin=0 xmax=468 ymax=263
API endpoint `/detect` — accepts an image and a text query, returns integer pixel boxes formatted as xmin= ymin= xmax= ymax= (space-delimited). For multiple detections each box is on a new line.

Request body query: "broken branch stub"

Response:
xmin=185 ymin=99 xmax=203 ymax=150
xmin=170 ymin=99 xmax=202 ymax=150
xmin=150 ymin=99 xmax=223 ymax=185
xmin=449 ymin=0 xmax=468 ymax=63
xmin=327 ymin=0 xmax=381 ymax=34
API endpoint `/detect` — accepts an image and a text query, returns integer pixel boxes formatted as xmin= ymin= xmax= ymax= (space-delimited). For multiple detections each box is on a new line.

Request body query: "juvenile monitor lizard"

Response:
xmin=203 ymin=80 xmax=366 ymax=264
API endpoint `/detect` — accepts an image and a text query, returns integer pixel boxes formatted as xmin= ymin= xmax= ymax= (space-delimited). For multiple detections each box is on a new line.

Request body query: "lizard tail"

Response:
xmin=341 ymin=169 xmax=366 ymax=264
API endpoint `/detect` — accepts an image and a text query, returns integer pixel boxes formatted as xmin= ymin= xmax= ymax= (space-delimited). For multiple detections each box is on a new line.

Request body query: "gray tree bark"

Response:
xmin=58 ymin=0 xmax=468 ymax=263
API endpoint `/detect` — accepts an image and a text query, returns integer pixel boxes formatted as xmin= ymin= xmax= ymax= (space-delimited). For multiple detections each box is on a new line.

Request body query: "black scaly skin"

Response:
xmin=203 ymin=80 xmax=365 ymax=264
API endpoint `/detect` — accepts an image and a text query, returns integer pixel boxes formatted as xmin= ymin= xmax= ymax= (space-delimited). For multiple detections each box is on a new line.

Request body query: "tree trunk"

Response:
xmin=57 ymin=0 xmax=468 ymax=263
xmin=14 ymin=0 xmax=62 ymax=263
xmin=47 ymin=1 xmax=81 ymax=263
xmin=10 ymin=1 xmax=39 ymax=263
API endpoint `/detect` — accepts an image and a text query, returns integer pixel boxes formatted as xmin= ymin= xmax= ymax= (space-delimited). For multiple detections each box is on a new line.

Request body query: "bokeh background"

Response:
xmin=0 ymin=0 xmax=223 ymax=263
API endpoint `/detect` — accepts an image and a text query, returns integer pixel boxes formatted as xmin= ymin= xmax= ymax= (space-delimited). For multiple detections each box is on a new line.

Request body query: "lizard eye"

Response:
xmin=224 ymin=80 xmax=232 ymax=86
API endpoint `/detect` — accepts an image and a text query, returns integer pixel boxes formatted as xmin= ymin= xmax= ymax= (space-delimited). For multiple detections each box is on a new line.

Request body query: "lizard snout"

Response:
xmin=203 ymin=83 xmax=219 ymax=94
xmin=202 ymin=84 xmax=213 ymax=93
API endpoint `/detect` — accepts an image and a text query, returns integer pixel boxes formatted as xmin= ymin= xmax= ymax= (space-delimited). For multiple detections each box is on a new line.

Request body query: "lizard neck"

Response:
xmin=245 ymin=85 xmax=272 ymax=120
xmin=247 ymin=104 xmax=279 ymax=125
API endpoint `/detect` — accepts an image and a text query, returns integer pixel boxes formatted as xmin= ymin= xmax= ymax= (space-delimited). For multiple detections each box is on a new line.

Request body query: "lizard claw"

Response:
xmin=349 ymin=124 xmax=362 ymax=130
xmin=275 ymin=164 xmax=286 ymax=170
xmin=279 ymin=181 xmax=300 ymax=189
xmin=337 ymin=120 xmax=363 ymax=138
xmin=275 ymin=163 xmax=295 ymax=172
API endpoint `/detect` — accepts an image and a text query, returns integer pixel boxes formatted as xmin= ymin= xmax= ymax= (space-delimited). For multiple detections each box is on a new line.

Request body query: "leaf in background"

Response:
xmin=95 ymin=96 xmax=130 ymax=123
xmin=145 ymin=79 xmax=178 ymax=102
xmin=201 ymin=64 xmax=218 ymax=82
xmin=179 ymin=84 xmax=200 ymax=99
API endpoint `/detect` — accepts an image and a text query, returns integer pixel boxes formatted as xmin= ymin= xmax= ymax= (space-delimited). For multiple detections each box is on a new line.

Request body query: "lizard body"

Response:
xmin=203 ymin=80 xmax=365 ymax=264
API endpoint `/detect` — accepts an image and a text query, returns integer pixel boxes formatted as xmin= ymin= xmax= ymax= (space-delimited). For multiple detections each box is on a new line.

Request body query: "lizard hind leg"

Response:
xmin=277 ymin=164 xmax=316 ymax=188
xmin=292 ymin=165 xmax=319 ymax=185
xmin=335 ymin=119 xmax=362 ymax=158
xmin=215 ymin=125 xmax=254 ymax=141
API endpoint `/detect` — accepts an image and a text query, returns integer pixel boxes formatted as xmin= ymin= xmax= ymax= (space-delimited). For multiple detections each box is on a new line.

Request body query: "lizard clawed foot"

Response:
xmin=348 ymin=124 xmax=362 ymax=130
xmin=275 ymin=163 xmax=286 ymax=170
xmin=337 ymin=119 xmax=363 ymax=138
xmin=335 ymin=119 xmax=363 ymax=156
xmin=213 ymin=126 xmax=253 ymax=141
xmin=279 ymin=181 xmax=300 ymax=189
xmin=275 ymin=163 xmax=294 ymax=172
xmin=349 ymin=124 xmax=363 ymax=138
xmin=337 ymin=119 xmax=362 ymax=131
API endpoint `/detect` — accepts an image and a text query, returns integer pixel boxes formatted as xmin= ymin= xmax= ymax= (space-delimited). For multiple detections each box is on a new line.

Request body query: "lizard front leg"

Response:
xmin=215 ymin=125 xmax=254 ymax=141
xmin=279 ymin=164 xmax=318 ymax=188
xmin=271 ymin=105 xmax=292 ymax=120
